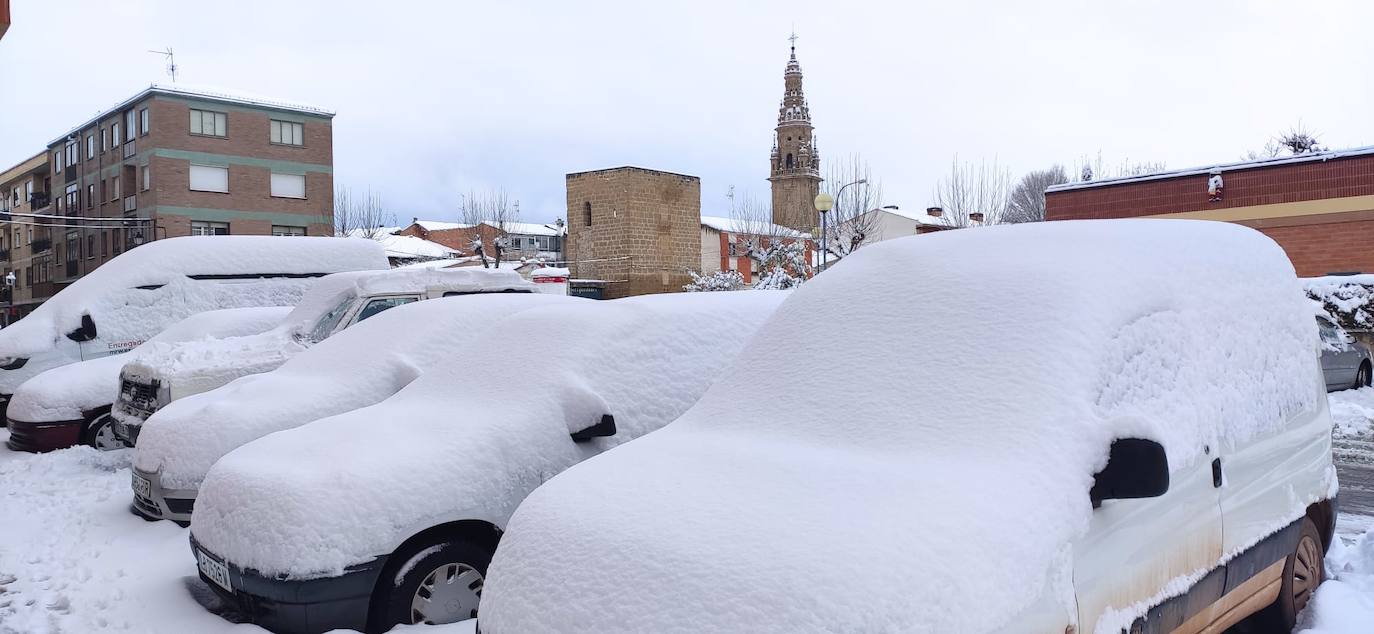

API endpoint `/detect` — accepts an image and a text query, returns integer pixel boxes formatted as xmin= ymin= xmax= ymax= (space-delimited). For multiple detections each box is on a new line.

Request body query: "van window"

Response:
xmin=308 ymin=293 xmax=357 ymax=342
xmin=354 ymin=296 xmax=417 ymax=324
xmin=1317 ymin=318 xmax=1341 ymax=345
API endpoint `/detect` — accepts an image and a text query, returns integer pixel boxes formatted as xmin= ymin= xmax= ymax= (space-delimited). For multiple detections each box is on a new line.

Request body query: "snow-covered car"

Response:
xmin=186 ymin=290 xmax=787 ymax=633
xmin=479 ymin=220 xmax=1339 ymax=634
xmin=5 ymin=307 xmax=290 ymax=453
xmin=1317 ymin=315 xmax=1373 ymax=391
xmin=129 ymin=292 xmax=579 ymax=523
xmin=110 ymin=267 xmax=536 ymax=447
xmin=3 ymin=236 xmax=386 ymax=452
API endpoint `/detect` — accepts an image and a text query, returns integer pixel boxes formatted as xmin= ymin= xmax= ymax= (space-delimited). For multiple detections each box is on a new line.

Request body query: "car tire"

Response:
xmin=81 ymin=413 xmax=123 ymax=451
xmin=1360 ymin=362 xmax=1372 ymax=388
xmin=369 ymin=537 xmax=493 ymax=633
xmin=1250 ymin=517 xmax=1324 ymax=632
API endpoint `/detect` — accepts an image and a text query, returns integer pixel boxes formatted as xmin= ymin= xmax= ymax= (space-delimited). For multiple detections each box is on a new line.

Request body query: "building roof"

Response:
xmin=347 ymin=228 xmax=460 ymax=260
xmin=1046 ymin=145 xmax=1374 ymax=194
xmin=413 ymin=220 xmax=475 ymax=232
xmin=566 ymin=165 xmax=699 ymax=180
xmin=873 ymin=207 xmax=953 ymax=227
xmin=700 ymin=215 xmax=811 ymax=238
xmin=50 ymin=83 xmax=334 ymax=146
xmin=411 ymin=219 xmax=564 ymax=237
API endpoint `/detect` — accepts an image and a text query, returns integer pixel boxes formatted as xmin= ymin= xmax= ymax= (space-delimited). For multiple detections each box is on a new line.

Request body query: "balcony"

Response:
xmin=30 ymin=238 xmax=52 ymax=253
xmin=28 ymin=192 xmax=50 ymax=210
xmin=0 ymin=249 xmax=8 ymax=261
xmin=123 ymin=196 xmax=136 ymax=213
xmin=123 ymin=140 xmax=136 ymax=159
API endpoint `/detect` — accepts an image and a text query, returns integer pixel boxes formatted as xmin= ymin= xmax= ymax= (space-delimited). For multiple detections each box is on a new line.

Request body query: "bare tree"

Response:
xmin=458 ymin=189 xmax=521 ymax=268
xmin=1004 ymin=165 xmax=1070 ymax=224
xmin=1072 ymin=151 xmax=1166 ymax=183
xmin=820 ymin=154 xmax=884 ymax=262
xmin=930 ymin=156 xmax=1012 ymax=227
xmin=333 ymin=186 xmax=395 ymax=238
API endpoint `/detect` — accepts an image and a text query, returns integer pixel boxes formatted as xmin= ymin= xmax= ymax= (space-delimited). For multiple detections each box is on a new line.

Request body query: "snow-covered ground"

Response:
xmin=4 ymin=391 xmax=1374 ymax=633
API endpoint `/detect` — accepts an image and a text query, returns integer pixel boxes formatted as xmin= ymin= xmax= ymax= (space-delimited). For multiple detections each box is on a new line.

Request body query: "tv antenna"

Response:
xmin=148 ymin=47 xmax=178 ymax=82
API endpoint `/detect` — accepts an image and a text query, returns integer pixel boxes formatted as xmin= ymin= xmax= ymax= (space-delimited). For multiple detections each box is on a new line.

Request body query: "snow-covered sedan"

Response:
xmin=129 ymin=292 xmax=579 ymax=523
xmin=186 ymin=291 xmax=787 ymax=633
xmin=479 ymin=220 xmax=1338 ymax=634
xmin=4 ymin=236 xmax=386 ymax=452
xmin=5 ymin=307 xmax=289 ymax=452
xmin=110 ymin=267 xmax=536 ymax=447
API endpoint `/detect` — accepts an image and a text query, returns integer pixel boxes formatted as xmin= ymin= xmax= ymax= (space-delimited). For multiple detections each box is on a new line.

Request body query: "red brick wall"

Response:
xmin=1258 ymin=220 xmax=1374 ymax=277
xmin=1045 ymin=153 xmax=1374 ymax=221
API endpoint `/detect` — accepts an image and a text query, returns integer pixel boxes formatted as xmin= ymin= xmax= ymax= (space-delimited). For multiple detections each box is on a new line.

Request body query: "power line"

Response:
xmin=0 ymin=208 xmax=153 ymax=222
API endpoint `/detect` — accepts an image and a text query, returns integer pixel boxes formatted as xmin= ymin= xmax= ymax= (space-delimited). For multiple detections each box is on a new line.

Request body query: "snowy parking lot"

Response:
xmin=1 ymin=388 xmax=1372 ymax=633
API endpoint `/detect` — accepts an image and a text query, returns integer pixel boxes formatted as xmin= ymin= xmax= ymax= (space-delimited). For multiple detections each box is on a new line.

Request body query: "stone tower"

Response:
xmin=768 ymin=37 xmax=822 ymax=233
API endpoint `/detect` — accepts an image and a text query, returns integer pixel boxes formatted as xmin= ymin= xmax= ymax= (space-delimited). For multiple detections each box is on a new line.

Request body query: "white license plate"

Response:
xmin=197 ymin=548 xmax=233 ymax=593
xmin=132 ymin=474 xmax=152 ymax=498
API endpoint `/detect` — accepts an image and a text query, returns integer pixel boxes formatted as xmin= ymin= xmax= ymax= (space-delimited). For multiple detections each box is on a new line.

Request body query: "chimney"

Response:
xmin=969 ymin=212 xmax=985 ymax=224
xmin=926 ymin=207 xmax=943 ymax=218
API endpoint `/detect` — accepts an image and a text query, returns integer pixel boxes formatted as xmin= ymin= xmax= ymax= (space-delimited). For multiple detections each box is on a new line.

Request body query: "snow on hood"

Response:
xmin=7 ymin=307 xmax=290 ymax=423
xmin=133 ymin=293 xmax=582 ymax=490
xmin=0 ymin=236 xmax=384 ymax=359
xmin=189 ymin=291 xmax=789 ymax=577
xmin=477 ymin=219 xmax=1321 ymax=633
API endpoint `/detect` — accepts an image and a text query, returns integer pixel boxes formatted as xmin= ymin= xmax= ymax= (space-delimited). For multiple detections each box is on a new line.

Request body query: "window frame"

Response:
xmin=139 ymin=108 xmax=150 ymax=136
xmin=269 ymin=119 xmax=305 ymax=146
xmin=189 ymin=220 xmax=230 ymax=236
xmin=189 ymin=109 xmax=228 ymax=138
xmin=189 ymin=164 xmax=229 ymax=194
xmin=269 ymin=172 xmax=306 ymax=199
xmin=271 ymin=225 xmax=307 ymax=237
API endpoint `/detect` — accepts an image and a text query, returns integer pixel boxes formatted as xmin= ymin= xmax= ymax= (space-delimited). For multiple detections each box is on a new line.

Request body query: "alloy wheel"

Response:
xmin=1292 ymin=534 xmax=1322 ymax=613
xmin=90 ymin=415 xmax=123 ymax=451
xmin=409 ymin=562 xmax=484 ymax=625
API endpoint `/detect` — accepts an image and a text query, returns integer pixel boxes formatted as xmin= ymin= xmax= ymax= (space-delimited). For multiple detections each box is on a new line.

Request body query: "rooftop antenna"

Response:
xmin=148 ymin=47 xmax=177 ymax=82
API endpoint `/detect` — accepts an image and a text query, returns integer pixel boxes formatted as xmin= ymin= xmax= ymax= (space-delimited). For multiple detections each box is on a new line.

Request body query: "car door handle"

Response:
xmin=1211 ymin=458 xmax=1222 ymax=488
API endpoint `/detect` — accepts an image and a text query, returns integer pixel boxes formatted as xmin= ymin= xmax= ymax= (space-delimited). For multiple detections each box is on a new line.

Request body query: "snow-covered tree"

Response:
xmin=747 ymin=239 xmax=811 ymax=290
xmin=1080 ymin=164 xmax=1093 ymax=182
xmin=682 ymin=270 xmax=746 ymax=292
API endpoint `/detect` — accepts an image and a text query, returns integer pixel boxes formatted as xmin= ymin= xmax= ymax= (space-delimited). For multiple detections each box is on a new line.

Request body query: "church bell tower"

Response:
xmin=769 ymin=34 xmax=822 ymax=233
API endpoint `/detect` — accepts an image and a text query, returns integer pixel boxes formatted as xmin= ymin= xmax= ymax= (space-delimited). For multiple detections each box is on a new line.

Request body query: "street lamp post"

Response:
xmin=814 ymin=179 xmax=867 ymax=273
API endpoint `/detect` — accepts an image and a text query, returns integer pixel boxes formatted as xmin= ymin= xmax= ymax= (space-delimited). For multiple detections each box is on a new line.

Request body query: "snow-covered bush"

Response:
xmin=1305 ymin=275 xmax=1374 ymax=332
xmin=683 ymin=270 xmax=746 ymax=292
xmin=749 ymin=240 xmax=811 ymax=290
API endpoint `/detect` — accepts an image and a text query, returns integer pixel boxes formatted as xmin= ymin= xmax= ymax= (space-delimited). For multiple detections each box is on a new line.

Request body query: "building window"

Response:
xmin=53 ymin=151 xmax=61 ymax=173
xmin=86 ymin=134 xmax=94 ymax=159
xmin=86 ymin=235 xmax=95 ymax=259
xmin=271 ymin=225 xmax=306 ymax=236
xmin=102 ymin=128 xmax=108 ymax=152
xmin=583 ymin=202 xmax=592 ymax=227
xmin=189 ymin=165 xmax=229 ymax=193
xmin=269 ymin=173 xmax=305 ymax=198
xmin=102 ymin=232 xmax=108 ymax=258
xmin=65 ymin=141 xmax=77 ymax=167
xmin=113 ymin=228 xmax=122 ymax=255
xmin=142 ymin=165 xmax=150 ymax=191
xmin=190 ymin=221 xmax=229 ymax=236
xmin=125 ymin=110 xmax=136 ymax=142
xmin=86 ymin=184 xmax=93 ymax=209
xmin=270 ymin=120 xmax=303 ymax=146
xmin=140 ymin=108 xmax=149 ymax=136
xmin=111 ymin=176 xmax=120 ymax=201
xmin=65 ymin=183 xmax=78 ymax=210
xmin=190 ymin=109 xmax=227 ymax=137
xmin=112 ymin=122 xmax=121 ymax=146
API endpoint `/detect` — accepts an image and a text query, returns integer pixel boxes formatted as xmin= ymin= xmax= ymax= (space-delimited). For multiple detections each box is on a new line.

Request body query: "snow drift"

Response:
xmin=189 ymin=291 xmax=788 ymax=577
xmin=478 ymin=219 xmax=1322 ymax=633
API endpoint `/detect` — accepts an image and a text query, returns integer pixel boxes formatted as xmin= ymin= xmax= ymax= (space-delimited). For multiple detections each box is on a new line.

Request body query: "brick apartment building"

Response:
xmin=0 ymin=152 xmax=50 ymax=324
xmin=0 ymin=84 xmax=335 ymax=318
xmin=1045 ymin=147 xmax=1374 ymax=277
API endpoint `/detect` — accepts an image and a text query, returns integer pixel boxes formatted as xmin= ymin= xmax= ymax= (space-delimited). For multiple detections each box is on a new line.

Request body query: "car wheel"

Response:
xmin=1361 ymin=362 xmax=1372 ymax=388
xmin=82 ymin=413 xmax=123 ymax=451
xmin=1250 ymin=517 xmax=1324 ymax=632
xmin=370 ymin=537 xmax=493 ymax=632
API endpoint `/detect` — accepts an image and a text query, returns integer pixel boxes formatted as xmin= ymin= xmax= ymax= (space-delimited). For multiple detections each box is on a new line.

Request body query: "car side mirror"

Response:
xmin=1342 ymin=332 xmax=1357 ymax=345
xmin=571 ymin=414 xmax=616 ymax=443
xmin=65 ymin=314 xmax=97 ymax=342
xmin=1090 ymin=438 xmax=1169 ymax=509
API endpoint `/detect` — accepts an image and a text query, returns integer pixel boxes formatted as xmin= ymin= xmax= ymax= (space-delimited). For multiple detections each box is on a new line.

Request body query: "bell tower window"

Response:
xmin=785 ymin=154 xmax=794 ymax=169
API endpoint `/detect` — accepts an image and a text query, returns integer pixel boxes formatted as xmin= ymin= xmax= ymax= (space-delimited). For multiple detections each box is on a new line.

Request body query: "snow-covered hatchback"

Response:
xmin=186 ymin=291 xmax=787 ymax=633
xmin=479 ymin=219 xmax=1338 ymax=634
xmin=111 ymin=267 xmax=535 ymax=451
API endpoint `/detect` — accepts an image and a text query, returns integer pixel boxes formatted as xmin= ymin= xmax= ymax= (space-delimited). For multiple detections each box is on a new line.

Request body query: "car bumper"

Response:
xmin=5 ymin=415 xmax=82 ymax=452
xmin=189 ymin=535 xmax=387 ymax=634
xmin=130 ymin=467 xmax=199 ymax=523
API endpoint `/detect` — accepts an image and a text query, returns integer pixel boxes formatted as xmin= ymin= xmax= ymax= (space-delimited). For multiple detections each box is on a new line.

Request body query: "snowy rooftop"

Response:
xmin=700 ymin=215 xmax=811 ymax=238
xmin=1046 ymin=145 xmax=1374 ymax=193
xmin=411 ymin=219 xmax=564 ymax=237
xmin=876 ymin=207 xmax=955 ymax=227
xmin=51 ymin=83 xmax=334 ymax=145
xmin=347 ymin=228 xmax=460 ymax=260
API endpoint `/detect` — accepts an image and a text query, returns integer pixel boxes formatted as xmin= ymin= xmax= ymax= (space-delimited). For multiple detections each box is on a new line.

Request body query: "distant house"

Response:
xmin=395 ymin=219 xmax=565 ymax=263
xmin=699 ymin=215 xmax=814 ymax=284
xmin=347 ymin=227 xmax=461 ymax=266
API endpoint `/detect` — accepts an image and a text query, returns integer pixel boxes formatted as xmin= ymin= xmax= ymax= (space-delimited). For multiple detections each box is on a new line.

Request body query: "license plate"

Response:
xmin=132 ymin=473 xmax=152 ymax=498
xmin=197 ymin=548 xmax=233 ymax=593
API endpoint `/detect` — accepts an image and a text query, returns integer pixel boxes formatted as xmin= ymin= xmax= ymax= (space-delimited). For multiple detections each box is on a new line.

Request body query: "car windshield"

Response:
xmin=354 ymin=296 xmax=417 ymax=324
xmin=1317 ymin=317 xmax=1341 ymax=344
xmin=306 ymin=292 xmax=357 ymax=343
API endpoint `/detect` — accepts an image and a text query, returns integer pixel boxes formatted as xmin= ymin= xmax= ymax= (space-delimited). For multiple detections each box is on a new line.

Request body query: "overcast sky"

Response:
xmin=2 ymin=0 xmax=1371 ymax=225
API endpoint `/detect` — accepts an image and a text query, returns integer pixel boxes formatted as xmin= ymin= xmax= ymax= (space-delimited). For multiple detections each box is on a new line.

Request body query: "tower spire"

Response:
xmin=768 ymin=35 xmax=822 ymax=234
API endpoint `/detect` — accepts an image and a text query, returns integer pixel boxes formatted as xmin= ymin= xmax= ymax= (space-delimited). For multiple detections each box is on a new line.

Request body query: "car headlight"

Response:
xmin=0 ymin=357 xmax=29 ymax=371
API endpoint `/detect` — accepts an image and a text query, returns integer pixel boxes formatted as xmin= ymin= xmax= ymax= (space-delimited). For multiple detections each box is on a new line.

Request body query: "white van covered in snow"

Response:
xmin=478 ymin=220 xmax=1338 ymax=634
xmin=3 ymin=236 xmax=386 ymax=452
xmin=185 ymin=291 xmax=787 ymax=633
xmin=129 ymin=292 xmax=577 ymax=523
xmin=110 ymin=267 xmax=537 ymax=448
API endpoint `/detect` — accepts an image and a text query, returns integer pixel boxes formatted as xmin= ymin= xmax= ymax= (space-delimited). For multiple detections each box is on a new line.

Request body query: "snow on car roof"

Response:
xmin=7 ymin=307 xmax=290 ymax=423
xmin=478 ymin=219 xmax=1324 ymax=633
xmin=279 ymin=266 xmax=534 ymax=329
xmin=134 ymin=293 xmax=581 ymax=491
xmin=0 ymin=237 xmax=385 ymax=357
xmin=189 ymin=290 xmax=788 ymax=577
